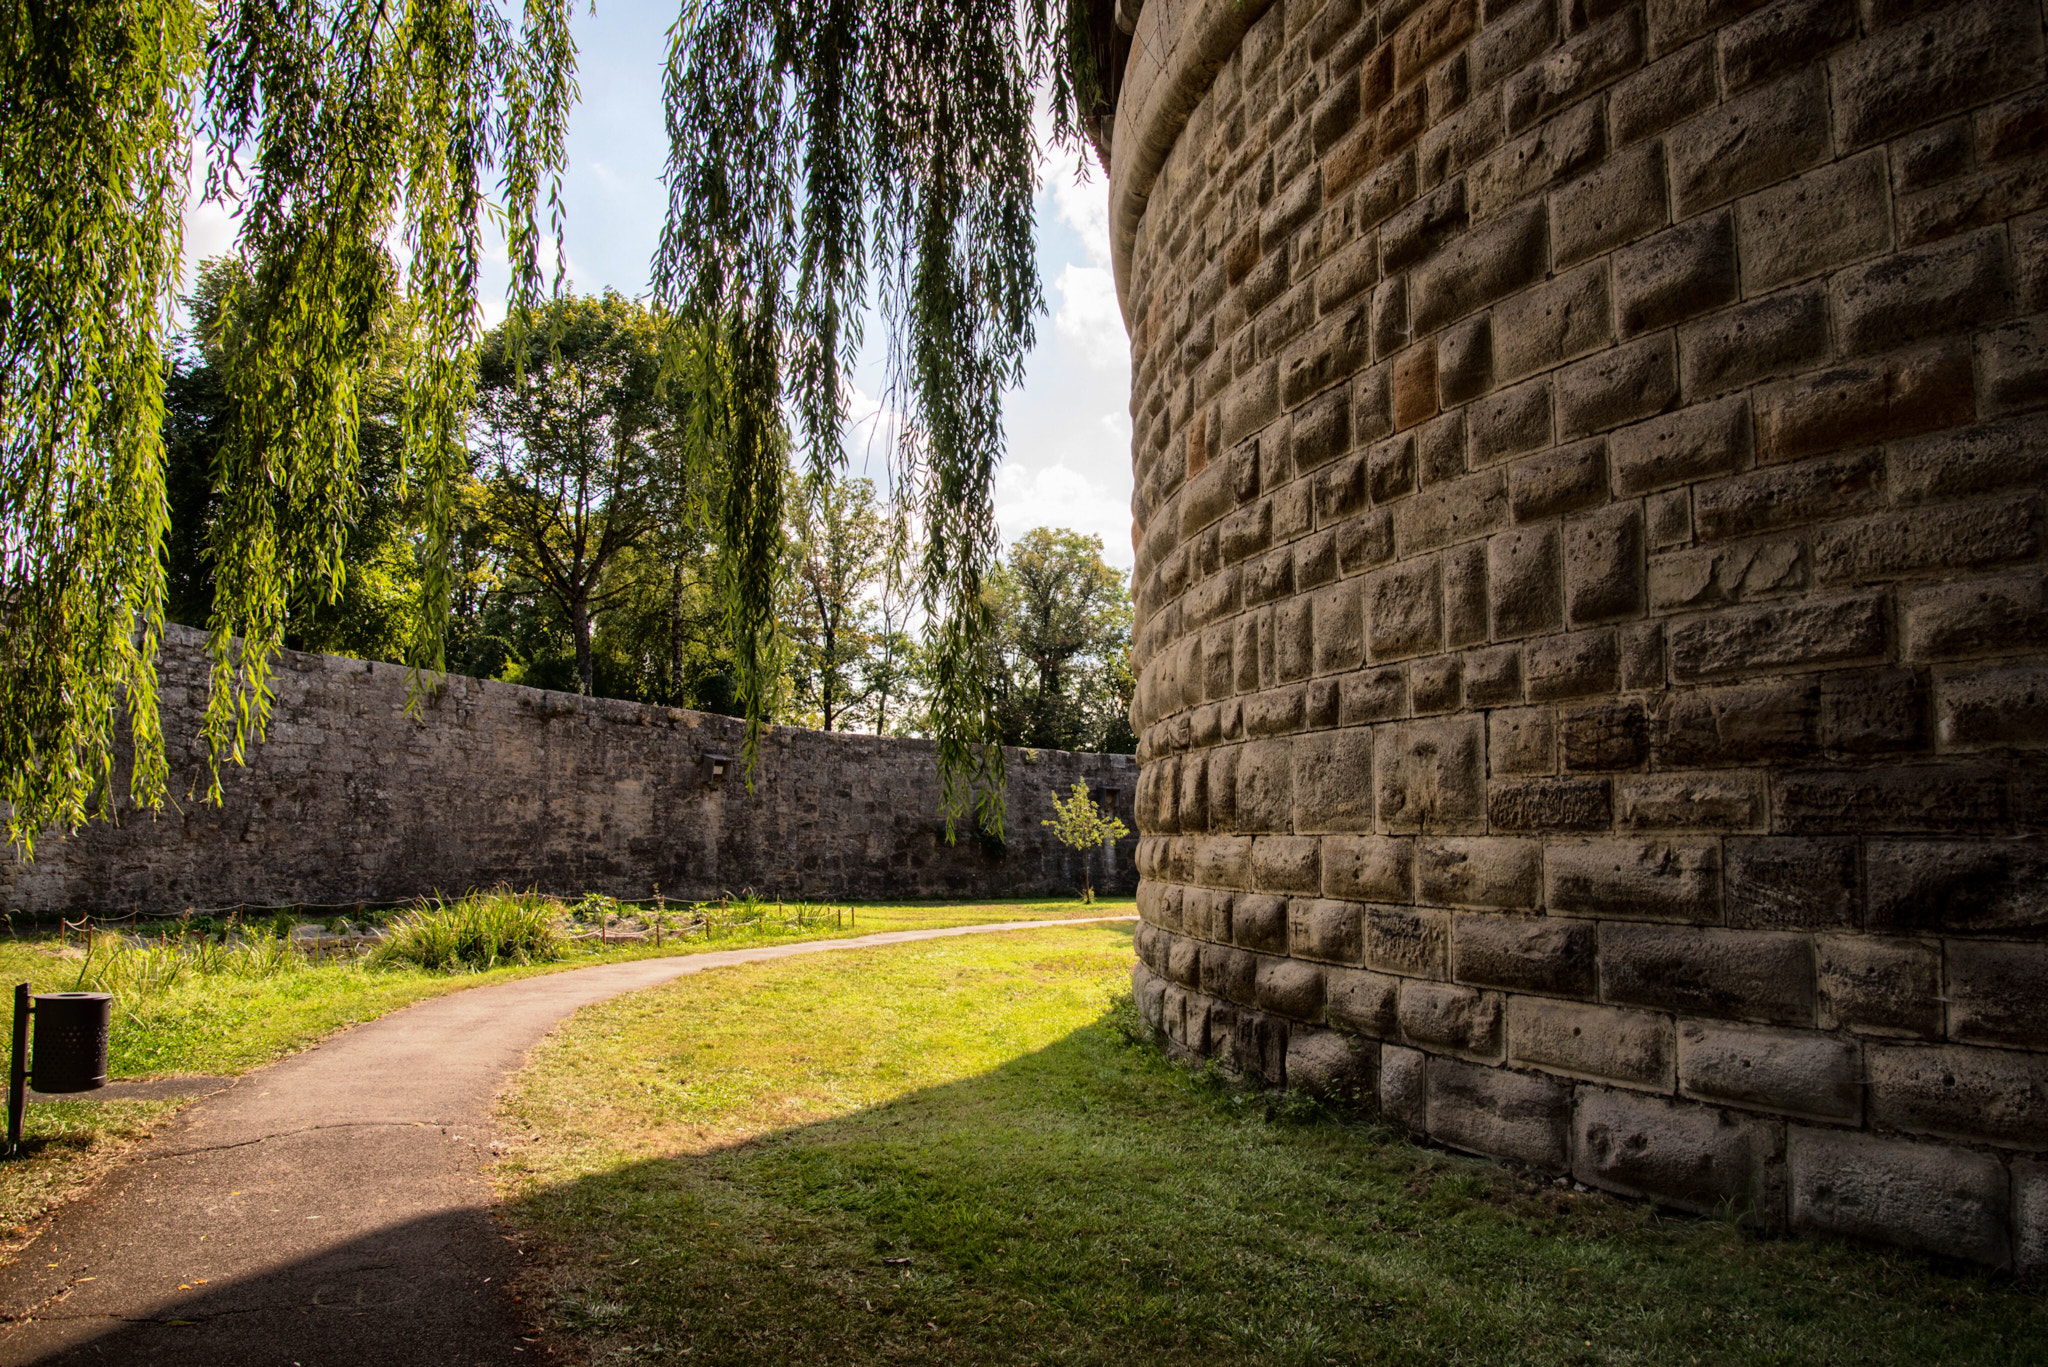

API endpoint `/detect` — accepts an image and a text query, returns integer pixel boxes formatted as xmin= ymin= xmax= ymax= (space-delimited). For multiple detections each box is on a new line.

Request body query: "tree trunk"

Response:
xmin=668 ymin=554 xmax=685 ymax=704
xmin=820 ymin=608 xmax=837 ymax=731
xmin=572 ymin=597 xmax=594 ymax=696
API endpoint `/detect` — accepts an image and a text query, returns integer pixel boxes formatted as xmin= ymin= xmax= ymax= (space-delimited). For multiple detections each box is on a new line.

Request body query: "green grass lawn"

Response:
xmin=0 ymin=896 xmax=1126 ymax=1238
xmin=496 ymin=921 xmax=2043 ymax=1366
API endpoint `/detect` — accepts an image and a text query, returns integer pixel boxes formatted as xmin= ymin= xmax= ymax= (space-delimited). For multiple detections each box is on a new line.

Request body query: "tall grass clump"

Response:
xmin=74 ymin=925 xmax=305 ymax=1000
xmin=373 ymin=891 xmax=564 ymax=972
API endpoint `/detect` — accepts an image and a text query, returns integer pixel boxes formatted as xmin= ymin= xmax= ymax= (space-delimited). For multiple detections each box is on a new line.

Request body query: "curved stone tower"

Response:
xmin=1114 ymin=0 xmax=2048 ymax=1264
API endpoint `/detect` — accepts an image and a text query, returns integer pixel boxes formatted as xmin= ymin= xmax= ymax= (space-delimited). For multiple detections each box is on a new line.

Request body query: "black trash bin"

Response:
xmin=7 ymin=985 xmax=113 ymax=1153
xmin=30 ymin=992 xmax=112 ymax=1094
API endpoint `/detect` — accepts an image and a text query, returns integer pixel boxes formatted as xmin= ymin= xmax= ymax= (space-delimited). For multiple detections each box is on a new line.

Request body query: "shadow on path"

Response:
xmin=0 ymin=916 xmax=1133 ymax=1366
xmin=4 ymin=1207 xmax=530 ymax=1367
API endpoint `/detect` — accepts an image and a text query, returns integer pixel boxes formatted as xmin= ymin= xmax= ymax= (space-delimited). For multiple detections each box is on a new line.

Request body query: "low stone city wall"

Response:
xmin=1110 ymin=0 xmax=2048 ymax=1267
xmin=0 ymin=625 xmax=1138 ymax=916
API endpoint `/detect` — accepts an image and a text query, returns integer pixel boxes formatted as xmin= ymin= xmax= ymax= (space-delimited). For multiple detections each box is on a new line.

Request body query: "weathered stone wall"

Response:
xmin=1113 ymin=0 xmax=2048 ymax=1265
xmin=0 ymin=626 xmax=1138 ymax=915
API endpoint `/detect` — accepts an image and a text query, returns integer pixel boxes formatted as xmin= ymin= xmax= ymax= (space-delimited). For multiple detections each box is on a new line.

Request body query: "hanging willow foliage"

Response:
xmin=656 ymin=0 xmax=1105 ymax=835
xmin=1 ymin=0 xmax=576 ymax=852
xmin=0 ymin=0 xmax=198 ymax=856
xmin=3 ymin=0 xmax=1107 ymax=854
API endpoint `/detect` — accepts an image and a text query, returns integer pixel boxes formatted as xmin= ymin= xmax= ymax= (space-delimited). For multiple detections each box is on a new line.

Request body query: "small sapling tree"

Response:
xmin=1042 ymin=781 xmax=1130 ymax=905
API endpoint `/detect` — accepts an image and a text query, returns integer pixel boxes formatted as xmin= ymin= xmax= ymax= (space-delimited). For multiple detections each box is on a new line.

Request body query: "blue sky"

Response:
xmin=185 ymin=4 xmax=1137 ymax=568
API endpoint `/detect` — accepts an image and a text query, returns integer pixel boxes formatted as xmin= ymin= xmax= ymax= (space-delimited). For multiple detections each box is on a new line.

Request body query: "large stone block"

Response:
xmin=1868 ymin=1043 xmax=2048 ymax=1149
xmin=1366 ymin=904 xmax=1452 ymax=979
xmin=1678 ymin=1021 xmax=1861 ymax=1122
xmin=1616 ymin=773 xmax=1765 ymax=831
xmin=1863 ymin=839 xmax=2048 ymax=934
xmin=1575 ymin=1089 xmax=1781 ymax=1218
xmin=1753 ymin=342 xmax=1975 ymax=464
xmin=1321 ymin=834 xmax=1415 ymax=902
xmin=1900 ymin=570 xmax=2048 ymax=662
xmin=1427 ymin=1058 xmax=1572 ymax=1169
xmin=1288 ymin=898 xmax=1365 ymax=966
xmin=1326 ymin=966 xmax=1402 ymax=1037
xmin=1666 ymin=594 xmax=1887 ymax=681
xmin=1828 ymin=0 xmax=2041 ymax=150
xmin=2019 ymin=1160 xmax=2048 ymax=1273
xmin=1556 ymin=333 xmax=1680 ymax=441
xmin=1816 ymin=934 xmax=1943 ymax=1038
xmin=1488 ymin=525 xmax=1564 ymax=639
xmin=1552 ymin=142 xmax=1668 ymax=268
xmin=1937 ymin=661 xmax=2048 ymax=751
xmin=1234 ymin=739 xmax=1296 ymax=834
xmin=1565 ymin=503 xmax=1647 ymax=625
xmin=1233 ymin=894 xmax=1291 ymax=954
xmin=1510 ymin=437 xmax=1609 ymax=524
xmin=1503 ymin=11 xmax=1643 ymax=132
xmin=1365 ymin=558 xmax=1445 ymax=661
xmin=1946 ymin=941 xmax=2048 ymax=1048
xmin=1487 ymin=777 xmax=1613 ymax=832
xmin=1511 ymin=997 xmax=1674 ymax=1089
xmin=1492 ymin=260 xmax=1613 ymax=383
xmin=1291 ymin=726 xmax=1374 ymax=833
xmin=1252 ymin=835 xmax=1324 ymax=893
xmin=1668 ymin=68 xmax=1830 ymax=214
xmin=1547 ymin=839 xmax=1721 ymax=922
xmin=1613 ymin=211 xmax=1738 ymax=337
xmin=1418 ymin=837 xmax=1543 ymax=910
xmin=1789 ymin=1128 xmax=2010 ymax=1265
xmin=1411 ymin=206 xmax=1549 ymax=333
xmin=1255 ymin=955 xmax=1327 ymax=1021
xmin=1399 ymin=980 xmax=1506 ymax=1061
xmin=1600 ymin=923 xmax=1815 ymax=1024
xmin=1374 ymin=716 xmax=1487 ymax=833
xmin=1381 ymin=1044 xmax=1429 ymax=1130
xmin=1285 ymin=1027 xmax=1378 ymax=1103
xmin=1453 ymin=912 xmax=1600 ymax=996
xmin=1736 ymin=149 xmax=1891 ymax=292
xmin=1723 ymin=837 xmax=1857 ymax=930
xmin=1676 ymin=287 xmax=1830 ymax=399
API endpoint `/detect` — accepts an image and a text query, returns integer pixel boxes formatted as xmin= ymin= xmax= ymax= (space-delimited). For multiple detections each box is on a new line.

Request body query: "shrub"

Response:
xmin=372 ymin=891 xmax=565 ymax=972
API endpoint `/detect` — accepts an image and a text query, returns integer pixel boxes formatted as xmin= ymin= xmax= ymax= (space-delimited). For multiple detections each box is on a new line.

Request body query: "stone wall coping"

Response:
xmin=1109 ymin=0 xmax=1279 ymax=324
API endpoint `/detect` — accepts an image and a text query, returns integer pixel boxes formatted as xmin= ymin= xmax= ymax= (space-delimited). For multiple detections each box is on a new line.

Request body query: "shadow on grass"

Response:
xmin=494 ymin=1009 xmax=2043 ymax=1367
xmin=22 ymin=1008 xmax=2044 ymax=1367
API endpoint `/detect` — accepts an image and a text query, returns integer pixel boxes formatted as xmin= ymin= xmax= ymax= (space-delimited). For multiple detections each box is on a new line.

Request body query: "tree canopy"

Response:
xmin=475 ymin=292 xmax=681 ymax=697
xmin=0 ymin=0 xmax=1110 ymax=853
xmin=987 ymin=528 xmax=1135 ymax=755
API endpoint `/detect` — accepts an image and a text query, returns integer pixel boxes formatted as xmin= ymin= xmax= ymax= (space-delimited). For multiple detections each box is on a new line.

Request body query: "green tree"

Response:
xmin=786 ymin=474 xmax=893 ymax=731
xmin=863 ymin=555 xmax=923 ymax=737
xmin=1042 ymin=780 xmax=1130 ymax=904
xmin=987 ymin=529 xmax=1134 ymax=754
xmin=1 ymin=0 xmax=1105 ymax=851
xmin=475 ymin=293 xmax=684 ymax=697
xmin=163 ymin=256 xmax=421 ymax=665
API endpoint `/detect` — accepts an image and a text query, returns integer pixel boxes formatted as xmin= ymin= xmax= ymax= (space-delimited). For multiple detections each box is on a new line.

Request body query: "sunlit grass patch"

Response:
xmin=0 ymin=895 xmax=1128 ymax=1252
xmin=497 ymin=923 xmax=2043 ymax=1367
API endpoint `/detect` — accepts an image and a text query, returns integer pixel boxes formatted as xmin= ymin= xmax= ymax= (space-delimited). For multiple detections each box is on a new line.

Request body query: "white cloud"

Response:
xmin=1047 ymin=155 xmax=1112 ymax=269
xmin=1052 ymin=263 xmax=1128 ymax=370
xmin=994 ymin=458 xmax=1135 ymax=567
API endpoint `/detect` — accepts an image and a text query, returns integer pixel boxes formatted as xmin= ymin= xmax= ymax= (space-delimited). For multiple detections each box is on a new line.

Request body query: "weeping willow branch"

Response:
xmin=656 ymin=0 xmax=1105 ymax=837
xmin=0 ymin=0 xmax=197 ymax=857
xmin=0 ymin=0 xmax=576 ymax=848
xmin=2 ymin=0 xmax=1111 ymax=855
